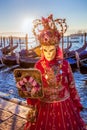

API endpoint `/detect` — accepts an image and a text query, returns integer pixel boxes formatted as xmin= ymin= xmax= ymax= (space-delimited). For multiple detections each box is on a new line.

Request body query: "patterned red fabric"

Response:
xmin=25 ymin=47 xmax=86 ymax=130
xmin=56 ymin=46 xmax=63 ymax=59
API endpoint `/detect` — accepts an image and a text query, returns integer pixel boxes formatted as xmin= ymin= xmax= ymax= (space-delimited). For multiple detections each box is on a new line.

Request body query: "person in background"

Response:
xmin=18 ymin=14 xmax=86 ymax=130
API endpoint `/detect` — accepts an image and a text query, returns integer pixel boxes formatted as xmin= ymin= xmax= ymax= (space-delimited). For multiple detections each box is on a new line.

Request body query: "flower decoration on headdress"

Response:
xmin=33 ymin=14 xmax=67 ymax=46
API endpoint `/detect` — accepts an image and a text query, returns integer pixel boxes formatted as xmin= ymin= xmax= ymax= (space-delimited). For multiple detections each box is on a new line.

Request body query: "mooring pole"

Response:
xmin=84 ymin=32 xmax=86 ymax=45
xmin=25 ymin=34 xmax=28 ymax=50
xmin=25 ymin=34 xmax=28 ymax=55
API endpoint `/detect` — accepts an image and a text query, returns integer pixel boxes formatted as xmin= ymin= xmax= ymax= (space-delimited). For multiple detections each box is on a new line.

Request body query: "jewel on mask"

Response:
xmin=45 ymin=75 xmax=48 ymax=79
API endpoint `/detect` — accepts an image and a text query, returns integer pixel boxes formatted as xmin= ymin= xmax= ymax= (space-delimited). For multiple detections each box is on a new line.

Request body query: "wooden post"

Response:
xmin=67 ymin=35 xmax=69 ymax=48
xmin=81 ymin=34 xmax=83 ymax=43
xmin=10 ymin=36 xmax=13 ymax=55
xmin=84 ymin=32 xmax=86 ymax=45
xmin=3 ymin=37 xmax=5 ymax=48
xmin=25 ymin=34 xmax=28 ymax=55
xmin=19 ymin=38 xmax=21 ymax=50
xmin=0 ymin=36 xmax=2 ymax=47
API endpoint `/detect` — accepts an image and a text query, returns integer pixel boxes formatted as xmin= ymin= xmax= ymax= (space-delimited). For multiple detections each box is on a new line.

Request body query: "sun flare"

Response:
xmin=21 ymin=17 xmax=34 ymax=35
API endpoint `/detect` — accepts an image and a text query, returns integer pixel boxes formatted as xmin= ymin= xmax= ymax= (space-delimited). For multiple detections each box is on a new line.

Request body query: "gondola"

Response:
xmin=19 ymin=49 xmax=38 ymax=58
xmin=65 ymin=57 xmax=77 ymax=72
xmin=19 ymin=57 xmax=39 ymax=68
xmin=64 ymin=42 xmax=72 ymax=56
xmin=79 ymin=50 xmax=87 ymax=60
xmin=1 ymin=43 xmax=19 ymax=66
xmin=4 ymin=44 xmax=18 ymax=55
xmin=1 ymin=44 xmax=18 ymax=55
xmin=2 ymin=47 xmax=39 ymax=67
xmin=0 ymin=63 xmax=5 ymax=69
xmin=65 ymin=42 xmax=87 ymax=58
xmin=80 ymin=58 xmax=87 ymax=74
xmin=2 ymin=55 xmax=17 ymax=66
xmin=66 ymin=51 xmax=87 ymax=72
xmin=1 ymin=45 xmax=10 ymax=54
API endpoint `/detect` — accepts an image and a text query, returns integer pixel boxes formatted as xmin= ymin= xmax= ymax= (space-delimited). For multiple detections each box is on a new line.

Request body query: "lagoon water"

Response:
xmin=0 ymin=36 xmax=87 ymax=123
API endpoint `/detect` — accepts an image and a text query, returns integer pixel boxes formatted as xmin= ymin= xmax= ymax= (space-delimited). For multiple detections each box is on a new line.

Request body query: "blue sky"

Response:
xmin=0 ymin=0 xmax=87 ymax=35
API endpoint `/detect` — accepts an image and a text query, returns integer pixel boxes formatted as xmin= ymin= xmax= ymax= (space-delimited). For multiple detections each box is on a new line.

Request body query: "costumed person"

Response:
xmin=17 ymin=14 xmax=86 ymax=130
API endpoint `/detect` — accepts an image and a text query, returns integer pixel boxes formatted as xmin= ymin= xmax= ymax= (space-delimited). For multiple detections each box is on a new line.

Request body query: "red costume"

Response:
xmin=24 ymin=47 xmax=86 ymax=130
xmin=24 ymin=14 xmax=86 ymax=130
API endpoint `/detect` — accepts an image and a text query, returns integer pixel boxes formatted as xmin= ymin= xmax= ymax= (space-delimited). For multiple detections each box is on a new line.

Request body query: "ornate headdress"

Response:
xmin=32 ymin=14 xmax=67 ymax=46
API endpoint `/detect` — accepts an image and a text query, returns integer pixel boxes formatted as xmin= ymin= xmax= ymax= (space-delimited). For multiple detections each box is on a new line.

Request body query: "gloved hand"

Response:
xmin=26 ymin=106 xmax=38 ymax=123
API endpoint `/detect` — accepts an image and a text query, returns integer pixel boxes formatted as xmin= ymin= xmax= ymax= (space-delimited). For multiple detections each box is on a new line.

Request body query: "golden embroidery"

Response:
xmin=67 ymin=123 xmax=69 ymax=126
xmin=41 ymin=60 xmax=63 ymax=88
xmin=58 ymin=112 xmax=60 ymax=115
xmin=74 ymin=121 xmax=76 ymax=124
xmin=64 ymin=112 xmax=66 ymax=115
xmin=43 ymin=112 xmax=45 ymax=116
xmin=58 ymin=123 xmax=61 ymax=127
xmin=40 ymin=60 xmax=70 ymax=102
xmin=41 ymin=121 xmax=43 ymax=125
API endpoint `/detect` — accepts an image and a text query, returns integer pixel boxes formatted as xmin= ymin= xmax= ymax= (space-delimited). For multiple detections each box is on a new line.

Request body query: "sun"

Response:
xmin=21 ymin=17 xmax=34 ymax=35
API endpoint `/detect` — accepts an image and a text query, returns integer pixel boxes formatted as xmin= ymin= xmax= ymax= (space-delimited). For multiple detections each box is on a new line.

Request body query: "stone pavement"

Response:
xmin=0 ymin=92 xmax=87 ymax=130
xmin=0 ymin=97 xmax=30 ymax=130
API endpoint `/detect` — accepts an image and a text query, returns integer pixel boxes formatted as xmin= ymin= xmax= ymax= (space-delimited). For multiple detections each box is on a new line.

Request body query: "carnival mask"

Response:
xmin=42 ymin=45 xmax=56 ymax=61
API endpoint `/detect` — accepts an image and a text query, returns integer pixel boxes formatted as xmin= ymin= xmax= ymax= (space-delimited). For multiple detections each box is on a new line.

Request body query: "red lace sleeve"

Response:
xmin=67 ymin=62 xmax=83 ymax=112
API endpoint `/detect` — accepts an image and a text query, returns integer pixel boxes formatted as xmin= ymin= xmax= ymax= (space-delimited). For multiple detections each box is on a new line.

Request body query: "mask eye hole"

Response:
xmin=49 ymin=49 xmax=55 ymax=52
xmin=43 ymin=49 xmax=47 ymax=52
